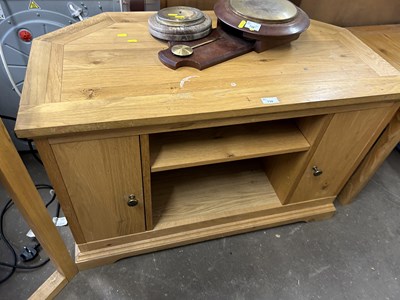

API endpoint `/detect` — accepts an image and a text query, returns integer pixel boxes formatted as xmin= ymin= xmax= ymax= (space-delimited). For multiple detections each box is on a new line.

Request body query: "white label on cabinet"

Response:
xmin=261 ymin=97 xmax=280 ymax=104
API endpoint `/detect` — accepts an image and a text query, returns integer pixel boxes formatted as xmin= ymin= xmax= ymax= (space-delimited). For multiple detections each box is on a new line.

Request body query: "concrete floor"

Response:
xmin=1 ymin=150 xmax=400 ymax=299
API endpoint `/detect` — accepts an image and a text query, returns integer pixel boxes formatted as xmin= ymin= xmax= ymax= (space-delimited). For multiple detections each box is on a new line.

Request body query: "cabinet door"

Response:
xmin=288 ymin=106 xmax=394 ymax=203
xmin=52 ymin=135 xmax=145 ymax=242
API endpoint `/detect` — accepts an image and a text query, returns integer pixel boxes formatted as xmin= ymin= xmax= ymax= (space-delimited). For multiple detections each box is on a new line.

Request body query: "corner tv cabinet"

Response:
xmin=15 ymin=12 xmax=400 ymax=270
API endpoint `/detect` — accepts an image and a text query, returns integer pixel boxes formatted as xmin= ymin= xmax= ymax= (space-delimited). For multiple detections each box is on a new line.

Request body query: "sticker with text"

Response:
xmin=261 ymin=97 xmax=280 ymax=104
xmin=245 ymin=20 xmax=261 ymax=32
xmin=238 ymin=20 xmax=261 ymax=31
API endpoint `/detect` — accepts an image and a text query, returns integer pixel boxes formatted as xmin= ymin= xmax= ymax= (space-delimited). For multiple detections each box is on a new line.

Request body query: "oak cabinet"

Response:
xmin=37 ymin=102 xmax=398 ymax=272
xmin=15 ymin=13 xmax=400 ymax=269
xmin=46 ymin=106 xmax=395 ymax=252
xmin=51 ymin=135 xmax=145 ymax=242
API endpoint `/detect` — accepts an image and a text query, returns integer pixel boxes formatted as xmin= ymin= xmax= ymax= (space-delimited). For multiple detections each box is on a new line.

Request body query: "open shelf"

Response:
xmin=150 ymin=120 xmax=310 ymax=172
xmin=151 ymin=159 xmax=282 ymax=230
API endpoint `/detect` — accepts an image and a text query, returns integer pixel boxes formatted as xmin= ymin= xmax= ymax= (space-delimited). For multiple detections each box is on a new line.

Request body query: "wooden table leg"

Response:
xmin=339 ymin=109 xmax=400 ymax=205
xmin=0 ymin=120 xmax=78 ymax=296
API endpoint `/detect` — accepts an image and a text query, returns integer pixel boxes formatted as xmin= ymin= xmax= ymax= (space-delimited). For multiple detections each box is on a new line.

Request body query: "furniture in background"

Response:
xmin=159 ymin=0 xmax=400 ymax=27
xmin=159 ymin=0 xmax=302 ymax=10
xmin=300 ymin=0 xmax=400 ymax=27
xmin=339 ymin=25 xmax=400 ymax=204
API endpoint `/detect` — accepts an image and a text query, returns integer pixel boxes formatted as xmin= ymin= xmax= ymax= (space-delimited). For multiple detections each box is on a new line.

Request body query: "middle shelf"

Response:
xmin=150 ymin=120 xmax=310 ymax=172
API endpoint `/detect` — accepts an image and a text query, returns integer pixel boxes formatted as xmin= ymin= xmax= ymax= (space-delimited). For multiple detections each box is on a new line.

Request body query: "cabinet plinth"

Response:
xmin=14 ymin=12 xmax=400 ymax=269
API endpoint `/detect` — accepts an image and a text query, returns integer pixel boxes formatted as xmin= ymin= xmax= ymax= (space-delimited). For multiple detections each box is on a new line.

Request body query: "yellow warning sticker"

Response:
xmin=238 ymin=20 xmax=246 ymax=28
xmin=117 ymin=33 xmax=128 ymax=37
xmin=127 ymin=39 xmax=138 ymax=43
xmin=28 ymin=0 xmax=41 ymax=10
xmin=175 ymin=16 xmax=185 ymax=19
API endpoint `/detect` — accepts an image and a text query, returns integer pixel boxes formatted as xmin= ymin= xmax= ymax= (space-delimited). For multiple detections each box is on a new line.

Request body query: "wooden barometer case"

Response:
xmin=150 ymin=0 xmax=310 ymax=69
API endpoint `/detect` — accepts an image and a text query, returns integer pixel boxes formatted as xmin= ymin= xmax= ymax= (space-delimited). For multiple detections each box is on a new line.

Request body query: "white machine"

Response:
xmin=0 ymin=0 xmax=159 ymax=150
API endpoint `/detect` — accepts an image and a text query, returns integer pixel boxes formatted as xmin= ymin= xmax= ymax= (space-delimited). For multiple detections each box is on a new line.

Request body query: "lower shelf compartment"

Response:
xmin=151 ymin=159 xmax=282 ymax=230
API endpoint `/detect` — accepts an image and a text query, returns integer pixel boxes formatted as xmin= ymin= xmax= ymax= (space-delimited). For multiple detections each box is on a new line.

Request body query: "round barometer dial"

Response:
xmin=229 ymin=0 xmax=298 ymax=23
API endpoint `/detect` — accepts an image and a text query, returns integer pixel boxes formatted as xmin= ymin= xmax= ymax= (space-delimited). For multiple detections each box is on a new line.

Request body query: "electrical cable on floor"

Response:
xmin=27 ymin=140 xmax=43 ymax=165
xmin=0 ymin=115 xmax=16 ymax=121
xmin=0 ymin=259 xmax=49 ymax=269
xmin=0 ymin=200 xmax=17 ymax=284
xmin=0 ymin=184 xmax=58 ymax=285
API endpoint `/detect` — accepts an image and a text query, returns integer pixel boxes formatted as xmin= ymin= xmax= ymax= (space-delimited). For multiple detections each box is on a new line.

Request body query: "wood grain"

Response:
xmin=348 ymin=25 xmax=400 ymax=71
xmin=76 ymin=199 xmax=335 ymax=269
xmin=300 ymin=0 xmax=400 ymax=27
xmin=37 ymin=13 xmax=114 ymax=44
xmin=264 ymin=114 xmax=333 ymax=204
xmin=35 ymin=139 xmax=86 ymax=244
xmin=78 ymin=195 xmax=334 ymax=252
xmin=51 ymin=135 xmax=145 ymax=242
xmin=339 ymin=108 xmax=400 ymax=205
xmin=150 ymin=121 xmax=310 ymax=172
xmin=14 ymin=13 xmax=400 ymax=139
xmin=337 ymin=30 xmax=399 ymax=76
xmin=16 ymin=101 xmax=394 ymax=139
xmin=29 ymin=271 xmax=68 ymax=300
xmin=45 ymin=43 xmax=64 ymax=103
xmin=288 ymin=105 xmax=396 ymax=203
xmin=0 ymin=120 xmax=77 ymax=280
xmin=151 ymin=160 xmax=281 ymax=229
xmin=19 ymin=40 xmax=52 ymax=107
xmin=140 ymin=135 xmax=153 ymax=229
xmin=339 ymin=25 xmax=400 ymax=205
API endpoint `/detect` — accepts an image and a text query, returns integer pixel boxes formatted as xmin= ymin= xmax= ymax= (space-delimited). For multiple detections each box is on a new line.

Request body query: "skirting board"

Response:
xmin=76 ymin=202 xmax=335 ymax=270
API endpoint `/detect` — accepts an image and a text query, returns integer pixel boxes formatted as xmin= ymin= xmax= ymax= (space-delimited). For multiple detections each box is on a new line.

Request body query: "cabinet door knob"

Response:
xmin=312 ymin=166 xmax=323 ymax=176
xmin=127 ymin=194 xmax=139 ymax=207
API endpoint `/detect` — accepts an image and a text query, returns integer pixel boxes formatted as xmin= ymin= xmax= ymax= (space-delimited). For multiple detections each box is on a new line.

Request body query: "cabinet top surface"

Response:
xmin=15 ymin=12 xmax=400 ymax=138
